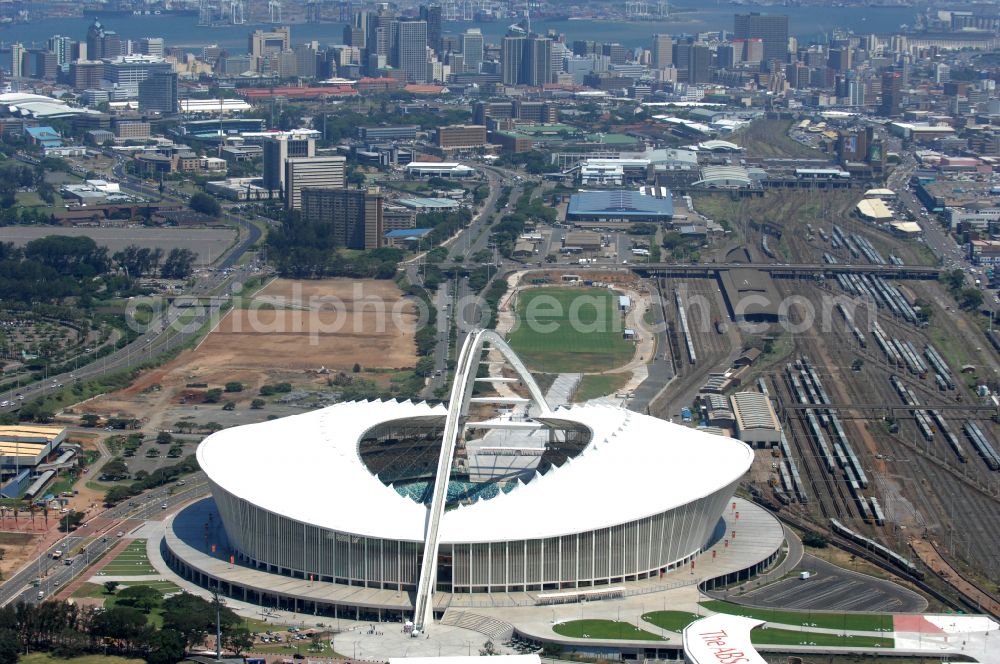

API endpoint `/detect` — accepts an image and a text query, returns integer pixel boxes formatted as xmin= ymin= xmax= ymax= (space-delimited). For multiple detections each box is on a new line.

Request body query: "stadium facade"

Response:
xmin=191 ymin=331 xmax=753 ymax=626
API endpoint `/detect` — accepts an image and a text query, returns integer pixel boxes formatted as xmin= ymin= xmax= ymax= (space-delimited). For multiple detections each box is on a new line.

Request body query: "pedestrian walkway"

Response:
xmin=55 ymin=537 xmax=132 ymax=600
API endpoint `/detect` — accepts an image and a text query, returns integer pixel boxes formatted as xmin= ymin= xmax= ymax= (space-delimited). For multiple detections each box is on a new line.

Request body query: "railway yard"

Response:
xmin=650 ymin=198 xmax=1000 ymax=614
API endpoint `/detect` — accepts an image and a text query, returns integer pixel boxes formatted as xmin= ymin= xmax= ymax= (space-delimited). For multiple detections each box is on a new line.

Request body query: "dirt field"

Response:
xmin=77 ymin=278 xmax=418 ymax=432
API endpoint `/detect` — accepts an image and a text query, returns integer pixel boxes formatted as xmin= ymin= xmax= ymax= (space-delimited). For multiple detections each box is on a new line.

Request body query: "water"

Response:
xmin=0 ymin=1 xmax=914 ymax=53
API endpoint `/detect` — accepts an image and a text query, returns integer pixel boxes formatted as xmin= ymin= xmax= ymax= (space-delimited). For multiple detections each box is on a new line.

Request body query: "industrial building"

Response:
xmin=0 ymin=426 xmax=68 ymax=499
xmin=718 ymin=268 xmax=783 ymax=323
xmin=730 ymin=392 xmax=782 ymax=448
xmin=566 ymin=189 xmax=674 ymax=224
xmin=405 ymin=162 xmax=475 ymax=178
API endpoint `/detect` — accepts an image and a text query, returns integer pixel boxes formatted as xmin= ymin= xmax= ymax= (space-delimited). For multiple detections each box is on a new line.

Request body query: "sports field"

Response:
xmin=699 ymin=600 xmax=894 ymax=632
xmin=507 ymin=287 xmax=634 ymax=373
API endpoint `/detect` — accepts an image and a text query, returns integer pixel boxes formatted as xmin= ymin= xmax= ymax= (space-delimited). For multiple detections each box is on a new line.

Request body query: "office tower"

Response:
xmin=602 ymin=42 xmax=629 ymax=65
xmin=672 ymin=41 xmax=691 ymax=82
xmin=527 ymin=36 xmax=552 ymax=86
xmin=137 ymin=71 xmax=177 ymax=113
xmin=284 ymin=156 xmax=347 ymax=210
xmin=25 ymin=49 xmax=58 ymax=80
xmin=827 ymin=47 xmax=850 ymax=73
xmin=734 ymin=12 xmax=788 ymax=69
xmin=263 ymin=134 xmax=315 ymax=196
xmin=935 ymin=63 xmax=950 ymax=84
xmin=501 ymin=35 xmax=552 ymax=86
xmin=365 ymin=5 xmax=395 ymax=63
xmin=69 ymin=60 xmax=104 ymax=90
xmin=249 ymin=27 xmax=290 ymax=59
xmin=880 ymin=70 xmax=902 ymax=117
xmin=105 ymin=57 xmax=173 ymax=86
xmin=785 ymin=62 xmax=809 ymax=89
xmin=301 ymin=188 xmax=384 ymax=250
xmin=651 ymin=34 xmax=673 ymax=69
xmin=343 ymin=24 xmax=365 ymax=48
xmin=394 ymin=20 xmax=428 ymax=83
xmin=47 ymin=36 xmax=74 ymax=68
xmin=572 ymin=40 xmax=597 ymax=56
xmin=744 ymin=38 xmax=763 ymax=64
xmin=462 ymin=28 xmax=484 ymax=74
xmin=688 ymin=44 xmax=711 ymax=84
xmin=501 ymin=35 xmax=525 ymax=85
xmin=9 ymin=43 xmax=24 ymax=78
xmin=848 ymin=78 xmax=865 ymax=106
xmin=86 ymin=20 xmax=122 ymax=60
xmin=294 ymin=42 xmax=319 ymax=78
xmin=717 ymin=44 xmax=736 ymax=69
xmin=138 ymin=37 xmax=164 ymax=57
xmin=419 ymin=5 xmax=442 ymax=55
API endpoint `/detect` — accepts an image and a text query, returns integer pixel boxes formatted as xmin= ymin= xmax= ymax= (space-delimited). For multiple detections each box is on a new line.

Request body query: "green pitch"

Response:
xmin=506 ymin=287 xmax=634 ymax=373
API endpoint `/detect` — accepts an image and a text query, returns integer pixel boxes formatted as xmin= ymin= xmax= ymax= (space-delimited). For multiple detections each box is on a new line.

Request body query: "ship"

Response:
xmin=83 ymin=7 xmax=199 ymax=17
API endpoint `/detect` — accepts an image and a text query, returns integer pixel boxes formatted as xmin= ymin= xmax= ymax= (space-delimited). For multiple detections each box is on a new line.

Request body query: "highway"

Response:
xmin=0 ymin=473 xmax=208 ymax=608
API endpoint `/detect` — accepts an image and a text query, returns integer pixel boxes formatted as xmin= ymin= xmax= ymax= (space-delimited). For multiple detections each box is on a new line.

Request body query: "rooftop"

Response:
xmin=567 ymin=190 xmax=674 ymax=217
xmin=730 ymin=392 xmax=781 ymax=433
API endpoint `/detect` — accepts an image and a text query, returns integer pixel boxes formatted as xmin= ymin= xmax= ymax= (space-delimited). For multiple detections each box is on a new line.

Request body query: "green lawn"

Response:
xmin=700 ymin=601 xmax=894 ymax=632
xmin=752 ymin=626 xmax=893 ymax=648
xmin=98 ymin=540 xmax=157 ymax=576
xmin=20 ymin=655 xmax=144 ymax=664
xmin=641 ymin=611 xmax=702 ymax=633
xmin=507 ymin=287 xmax=634 ymax=372
xmin=552 ymin=619 xmax=664 ymax=641
xmin=572 ymin=373 xmax=629 ymax=402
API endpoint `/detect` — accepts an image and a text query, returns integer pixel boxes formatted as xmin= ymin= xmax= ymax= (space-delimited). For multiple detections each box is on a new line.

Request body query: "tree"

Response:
xmin=156 ymin=432 xmax=173 ymax=445
xmin=352 ymin=363 xmax=361 ymax=373
xmin=480 ymin=640 xmax=498 ymax=656
xmin=958 ymin=287 xmax=983 ymax=311
xmin=115 ymin=585 xmax=161 ymax=613
xmin=851 ymin=358 xmax=864 ymax=372
xmin=250 ymin=399 xmax=265 ymax=410
xmin=223 ymin=627 xmax=254 ymax=657
xmin=189 ymin=192 xmax=221 ymax=217
xmin=0 ymin=628 xmax=19 ymax=664
xmin=161 ymin=248 xmax=197 ymax=279
xmin=80 ymin=413 xmax=100 ymax=427
xmin=104 ymin=580 xmax=120 ymax=594
xmin=162 ymin=593 xmax=239 ymax=650
xmin=58 ymin=511 xmax=84 ymax=532
xmin=203 ymin=388 xmax=223 ymax=404
xmin=145 ymin=448 xmax=160 ymax=458
xmin=222 ymin=401 xmax=235 ymax=411
xmin=167 ymin=445 xmax=183 ymax=458
xmin=223 ymin=381 xmax=244 ymax=393
xmin=802 ymin=531 xmax=829 ymax=548
xmin=100 ymin=458 xmax=130 ymax=481
xmin=147 ymin=628 xmax=187 ymax=664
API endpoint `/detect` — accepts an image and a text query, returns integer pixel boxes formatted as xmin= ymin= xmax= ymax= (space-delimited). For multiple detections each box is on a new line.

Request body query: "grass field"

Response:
xmin=20 ymin=654 xmax=144 ymax=664
xmin=507 ymin=287 xmax=634 ymax=373
xmin=572 ymin=373 xmax=629 ymax=402
xmin=553 ymin=619 xmax=664 ymax=641
xmin=752 ymin=626 xmax=893 ymax=648
xmin=641 ymin=611 xmax=702 ymax=633
xmin=700 ymin=600 xmax=894 ymax=632
xmin=98 ymin=540 xmax=157 ymax=576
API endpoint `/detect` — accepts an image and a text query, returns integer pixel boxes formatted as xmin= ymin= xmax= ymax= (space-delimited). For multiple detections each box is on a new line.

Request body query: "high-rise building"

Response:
xmin=9 ymin=43 xmax=25 ymax=78
xmin=419 ymin=5 xmax=442 ymax=55
xmin=688 ymin=44 xmax=711 ymax=84
xmin=744 ymin=38 xmax=764 ymax=64
xmin=86 ymin=20 xmax=122 ymax=60
xmin=734 ymin=12 xmax=788 ymax=69
xmin=47 ymin=36 xmax=74 ymax=69
xmin=602 ymin=42 xmax=629 ymax=65
xmin=935 ymin=63 xmax=951 ymax=84
xmin=69 ymin=60 xmax=104 ymax=90
xmin=501 ymin=35 xmax=525 ymax=86
xmin=301 ymin=188 xmax=384 ymax=250
xmin=848 ymin=78 xmax=866 ymax=106
xmin=827 ymin=47 xmax=850 ymax=73
xmin=249 ymin=27 xmax=290 ymax=60
xmin=25 ymin=49 xmax=58 ymax=80
xmin=651 ymin=34 xmax=673 ymax=69
xmin=138 ymin=37 xmax=164 ymax=57
xmin=294 ymin=42 xmax=320 ymax=78
xmin=717 ymin=44 xmax=737 ymax=69
xmin=437 ymin=125 xmax=487 ymax=150
xmin=501 ymin=35 xmax=552 ymax=86
xmin=461 ymin=28 xmax=484 ymax=74
xmin=343 ymin=25 xmax=365 ymax=49
xmin=364 ymin=5 xmax=395 ymax=66
xmin=137 ymin=71 xmax=177 ymax=113
xmin=105 ymin=56 xmax=173 ymax=86
xmin=527 ymin=36 xmax=552 ymax=86
xmin=880 ymin=70 xmax=902 ymax=117
xmin=284 ymin=156 xmax=347 ymax=210
xmin=262 ymin=134 xmax=316 ymax=196
xmin=394 ymin=20 xmax=428 ymax=83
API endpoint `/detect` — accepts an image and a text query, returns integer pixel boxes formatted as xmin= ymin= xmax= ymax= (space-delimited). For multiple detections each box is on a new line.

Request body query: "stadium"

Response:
xmin=182 ymin=331 xmax=754 ymax=629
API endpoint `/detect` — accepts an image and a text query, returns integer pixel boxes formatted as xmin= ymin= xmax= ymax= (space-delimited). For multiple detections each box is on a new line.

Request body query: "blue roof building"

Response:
xmin=384 ymin=227 xmax=433 ymax=248
xmin=24 ymin=126 xmax=63 ymax=149
xmin=567 ymin=188 xmax=674 ymax=223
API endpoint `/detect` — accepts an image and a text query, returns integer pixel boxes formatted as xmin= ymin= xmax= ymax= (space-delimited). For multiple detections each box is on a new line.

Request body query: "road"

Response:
xmin=0 ymin=473 xmax=209 ymax=607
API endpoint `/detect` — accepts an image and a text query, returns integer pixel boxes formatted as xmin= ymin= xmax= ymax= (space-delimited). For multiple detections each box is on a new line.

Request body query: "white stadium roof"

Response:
xmin=198 ymin=400 xmax=752 ymax=543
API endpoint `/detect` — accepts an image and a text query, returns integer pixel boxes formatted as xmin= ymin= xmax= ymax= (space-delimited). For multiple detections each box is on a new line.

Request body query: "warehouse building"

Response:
xmin=718 ymin=268 xmax=783 ymax=323
xmin=566 ymin=188 xmax=674 ymax=224
xmin=0 ymin=425 xmax=67 ymax=481
xmin=730 ymin=392 xmax=781 ymax=448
